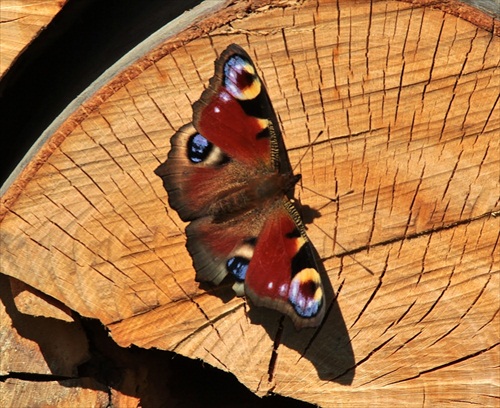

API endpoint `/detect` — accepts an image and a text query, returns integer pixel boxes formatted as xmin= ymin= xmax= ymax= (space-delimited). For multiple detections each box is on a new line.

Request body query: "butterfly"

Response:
xmin=155 ymin=44 xmax=326 ymax=329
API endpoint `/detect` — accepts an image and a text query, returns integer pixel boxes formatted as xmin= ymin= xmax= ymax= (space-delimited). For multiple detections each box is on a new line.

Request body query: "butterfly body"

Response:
xmin=214 ymin=172 xmax=300 ymax=220
xmin=155 ymin=44 xmax=326 ymax=329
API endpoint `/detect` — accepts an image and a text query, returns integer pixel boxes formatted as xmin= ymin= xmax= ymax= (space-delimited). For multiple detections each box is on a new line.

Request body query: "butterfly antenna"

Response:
xmin=314 ymin=222 xmax=375 ymax=276
xmin=292 ymin=130 xmax=353 ymax=206
xmin=301 ymin=180 xmax=354 ymax=212
xmin=335 ymin=242 xmax=375 ymax=276
xmin=290 ymin=130 xmax=372 ymax=276
xmin=292 ymin=130 xmax=324 ymax=173
xmin=301 ymin=184 xmax=354 ymax=203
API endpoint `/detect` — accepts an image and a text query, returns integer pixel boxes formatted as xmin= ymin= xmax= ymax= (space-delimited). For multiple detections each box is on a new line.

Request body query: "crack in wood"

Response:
xmin=146 ymin=89 xmax=176 ymax=131
xmin=350 ymin=250 xmax=389 ymax=328
xmin=395 ymin=299 xmax=417 ymax=325
xmin=395 ymin=60 xmax=406 ymax=123
xmin=358 ymin=366 xmax=401 ymax=387
xmin=476 ymin=305 xmax=499 ymax=333
xmin=203 ymin=347 xmax=230 ymax=371
xmin=404 ymin=164 xmax=426 ymax=238
xmin=297 ymin=280 xmax=343 ymax=363
xmin=170 ymin=303 xmax=245 ymax=352
xmin=169 ymin=273 xmax=227 ymax=346
xmin=391 ymin=330 xmax=423 ymax=354
xmin=388 ymin=342 xmax=500 ymax=385
xmin=324 ymin=208 xmax=498 ymax=263
xmin=428 ymin=323 xmax=460 ymax=348
xmin=329 ymin=335 xmax=396 ymax=383
xmin=421 ymin=12 xmax=446 ymax=98
xmin=367 ymin=183 xmax=381 ymax=246
xmin=418 ymin=265 xmax=455 ymax=323
xmin=267 ymin=316 xmax=284 ymax=383
xmin=441 ymin=150 xmax=463 ymax=202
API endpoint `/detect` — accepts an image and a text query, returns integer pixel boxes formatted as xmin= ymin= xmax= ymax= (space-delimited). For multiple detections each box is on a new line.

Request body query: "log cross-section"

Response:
xmin=1 ymin=0 xmax=498 ymax=406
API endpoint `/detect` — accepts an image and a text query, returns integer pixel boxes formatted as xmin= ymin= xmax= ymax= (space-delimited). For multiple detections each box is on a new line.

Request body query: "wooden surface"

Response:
xmin=0 ymin=0 xmax=67 ymax=77
xmin=1 ymin=0 xmax=499 ymax=406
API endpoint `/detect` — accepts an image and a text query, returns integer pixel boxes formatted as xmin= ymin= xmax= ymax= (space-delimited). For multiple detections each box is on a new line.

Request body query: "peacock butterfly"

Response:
xmin=155 ymin=44 xmax=326 ymax=329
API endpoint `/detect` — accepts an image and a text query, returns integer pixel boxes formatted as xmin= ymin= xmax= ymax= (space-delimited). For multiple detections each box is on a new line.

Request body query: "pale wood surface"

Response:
xmin=1 ymin=376 xmax=142 ymax=407
xmin=0 ymin=378 xmax=118 ymax=407
xmin=0 ymin=276 xmax=88 ymax=378
xmin=0 ymin=0 xmax=67 ymax=77
xmin=0 ymin=273 xmax=144 ymax=406
xmin=1 ymin=0 xmax=499 ymax=406
xmin=10 ymin=277 xmax=75 ymax=322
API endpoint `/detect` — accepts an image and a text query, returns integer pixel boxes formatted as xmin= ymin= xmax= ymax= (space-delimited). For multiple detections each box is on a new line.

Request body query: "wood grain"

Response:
xmin=1 ymin=0 xmax=498 ymax=405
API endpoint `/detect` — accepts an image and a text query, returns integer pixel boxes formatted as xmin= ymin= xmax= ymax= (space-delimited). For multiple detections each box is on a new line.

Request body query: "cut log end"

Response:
xmin=1 ymin=0 xmax=499 ymax=406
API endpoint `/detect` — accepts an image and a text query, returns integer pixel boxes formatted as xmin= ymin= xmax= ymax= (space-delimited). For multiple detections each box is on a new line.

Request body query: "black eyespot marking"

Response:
xmin=227 ymin=256 xmax=249 ymax=282
xmin=217 ymin=154 xmax=231 ymax=166
xmin=244 ymin=237 xmax=257 ymax=246
xmin=224 ymin=55 xmax=255 ymax=91
xmin=238 ymin=93 xmax=270 ymax=118
xmin=291 ymin=243 xmax=314 ymax=276
xmin=256 ymin=127 xmax=271 ymax=139
xmin=285 ymin=228 xmax=301 ymax=239
xmin=187 ymin=133 xmax=212 ymax=163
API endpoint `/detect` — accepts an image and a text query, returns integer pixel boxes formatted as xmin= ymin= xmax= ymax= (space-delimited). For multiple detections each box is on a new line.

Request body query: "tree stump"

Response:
xmin=1 ymin=0 xmax=499 ymax=406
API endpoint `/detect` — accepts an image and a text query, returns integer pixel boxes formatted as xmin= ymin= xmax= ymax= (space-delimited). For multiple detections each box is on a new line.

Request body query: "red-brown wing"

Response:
xmin=185 ymin=198 xmax=324 ymax=329
xmin=155 ymin=44 xmax=325 ymax=329
xmin=155 ymin=44 xmax=291 ymax=221
xmin=244 ymin=199 xmax=325 ymax=329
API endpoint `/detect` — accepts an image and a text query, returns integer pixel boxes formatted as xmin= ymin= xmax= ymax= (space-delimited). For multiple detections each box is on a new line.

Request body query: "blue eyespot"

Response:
xmin=223 ymin=55 xmax=259 ymax=100
xmin=226 ymin=257 xmax=249 ymax=281
xmin=289 ymin=279 xmax=322 ymax=318
xmin=187 ymin=133 xmax=212 ymax=163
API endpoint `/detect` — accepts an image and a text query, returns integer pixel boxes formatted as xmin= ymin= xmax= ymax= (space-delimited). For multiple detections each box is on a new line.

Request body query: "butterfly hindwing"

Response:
xmin=185 ymin=207 xmax=265 ymax=285
xmin=243 ymin=199 xmax=325 ymax=328
xmin=155 ymin=44 xmax=326 ymax=329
